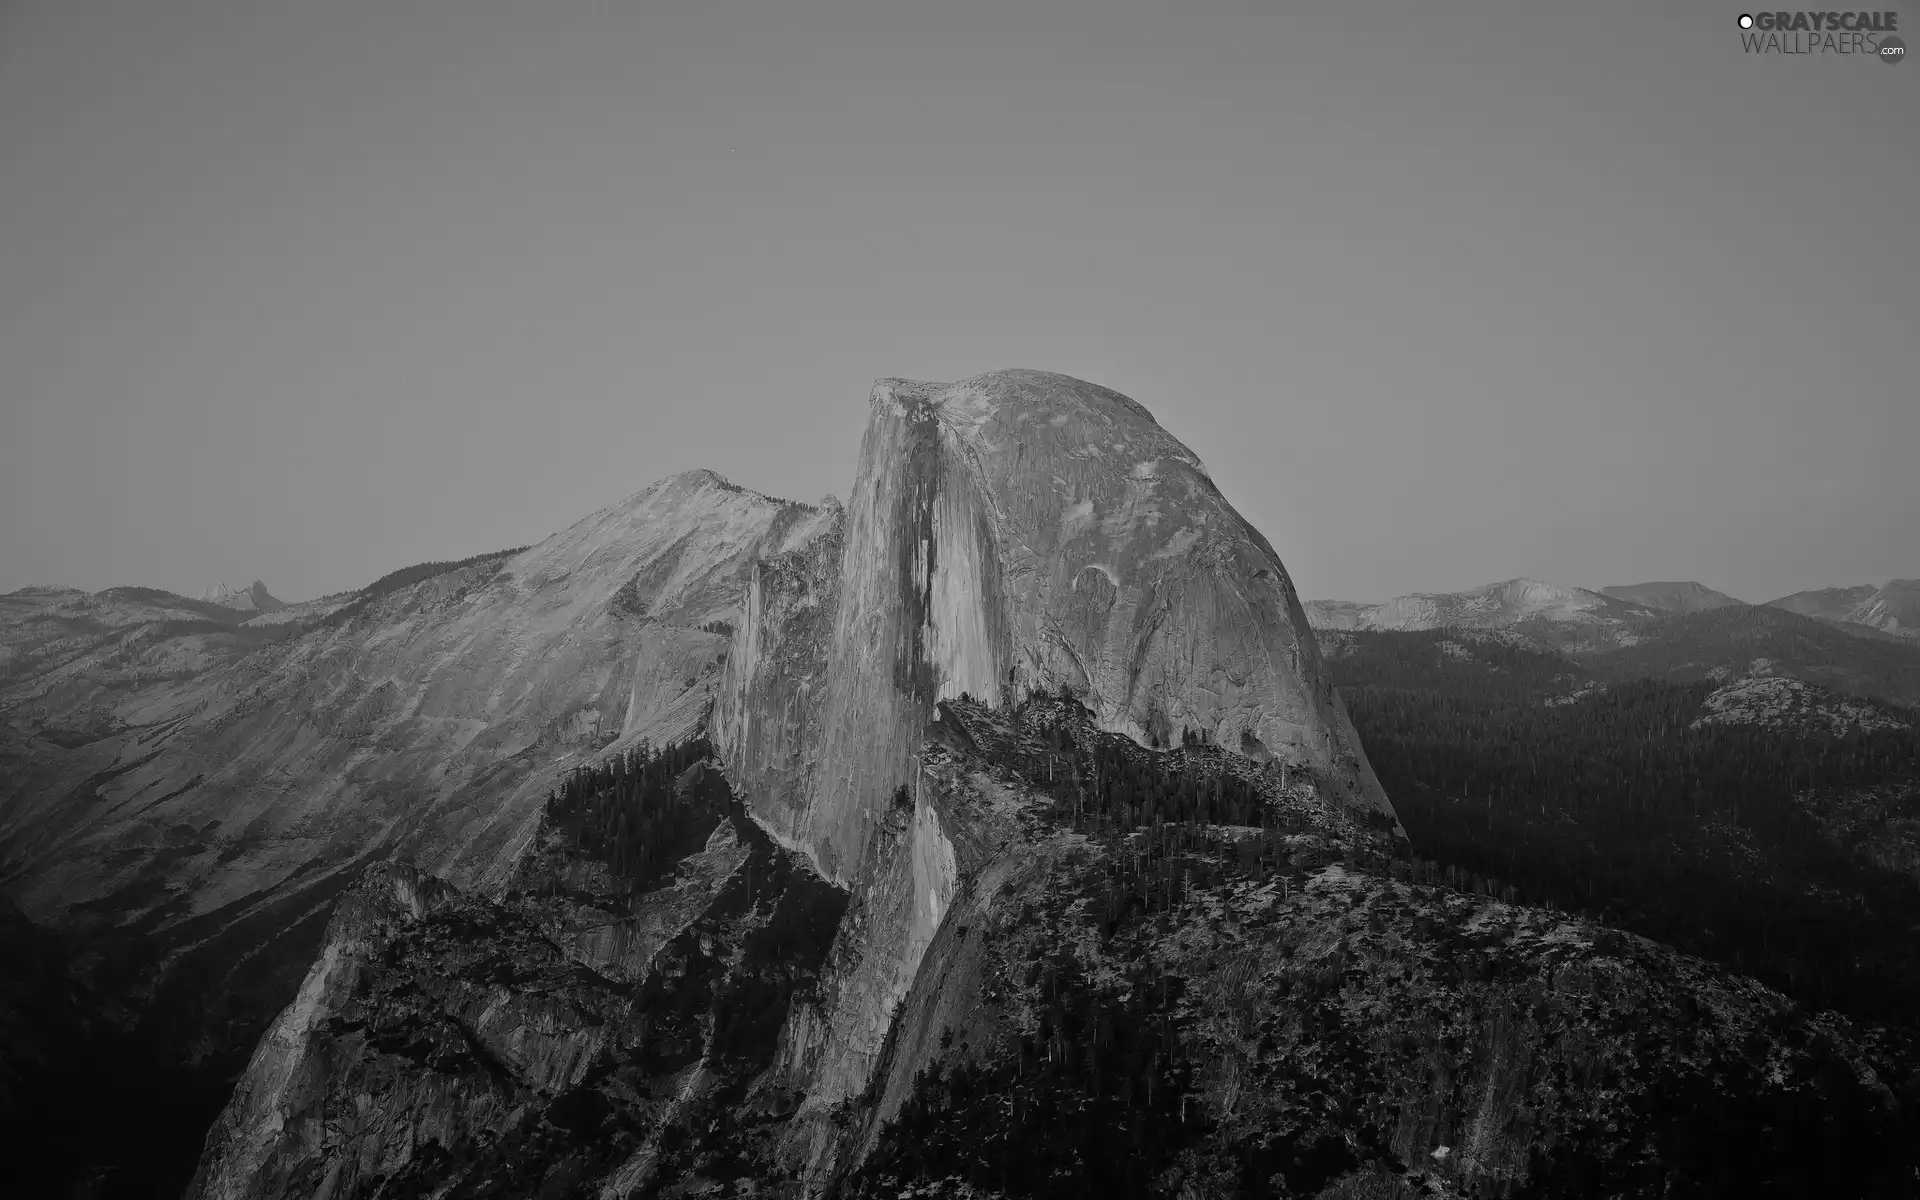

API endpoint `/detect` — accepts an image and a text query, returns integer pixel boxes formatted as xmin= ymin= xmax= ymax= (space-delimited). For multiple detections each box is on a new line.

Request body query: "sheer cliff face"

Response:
xmin=0 ymin=470 xmax=832 ymax=1071
xmin=723 ymin=370 xmax=1397 ymax=886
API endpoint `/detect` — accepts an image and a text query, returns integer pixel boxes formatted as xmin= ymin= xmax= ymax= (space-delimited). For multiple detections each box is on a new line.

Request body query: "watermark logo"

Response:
xmin=1737 ymin=10 xmax=1905 ymax=57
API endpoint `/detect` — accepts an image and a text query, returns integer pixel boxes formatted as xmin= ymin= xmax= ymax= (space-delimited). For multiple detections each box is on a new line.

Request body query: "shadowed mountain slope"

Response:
xmin=1599 ymin=580 xmax=1745 ymax=613
xmin=1768 ymin=580 xmax=1920 ymax=640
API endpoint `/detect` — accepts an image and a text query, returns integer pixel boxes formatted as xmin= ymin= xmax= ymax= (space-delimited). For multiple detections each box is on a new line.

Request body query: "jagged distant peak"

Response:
xmin=198 ymin=579 xmax=285 ymax=612
xmin=1599 ymin=581 xmax=1747 ymax=614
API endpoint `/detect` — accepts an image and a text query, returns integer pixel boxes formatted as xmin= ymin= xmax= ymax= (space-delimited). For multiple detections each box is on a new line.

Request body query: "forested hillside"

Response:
xmin=1325 ymin=629 xmax=1920 ymax=1022
xmin=1585 ymin=604 xmax=1920 ymax=706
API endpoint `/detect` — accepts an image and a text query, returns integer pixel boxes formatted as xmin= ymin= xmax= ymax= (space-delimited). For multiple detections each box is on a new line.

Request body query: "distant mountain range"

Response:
xmin=1307 ymin=576 xmax=1918 ymax=644
xmin=1302 ymin=579 xmax=1656 ymax=652
xmin=1767 ymin=579 xmax=1920 ymax=638
xmin=1598 ymin=580 xmax=1744 ymax=614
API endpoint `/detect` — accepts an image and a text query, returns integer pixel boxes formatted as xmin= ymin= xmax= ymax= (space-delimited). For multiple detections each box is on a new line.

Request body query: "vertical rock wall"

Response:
xmin=710 ymin=370 xmax=1405 ymax=1182
xmin=718 ymin=369 xmax=1400 ymax=893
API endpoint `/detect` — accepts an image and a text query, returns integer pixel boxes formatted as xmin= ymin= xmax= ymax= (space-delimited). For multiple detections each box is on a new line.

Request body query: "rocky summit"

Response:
xmin=3 ymin=371 xmax=1918 ymax=1199
xmin=1 ymin=470 xmax=835 ymax=1103
xmin=720 ymin=369 xmax=1397 ymax=890
xmin=200 ymin=581 xmax=288 ymax=614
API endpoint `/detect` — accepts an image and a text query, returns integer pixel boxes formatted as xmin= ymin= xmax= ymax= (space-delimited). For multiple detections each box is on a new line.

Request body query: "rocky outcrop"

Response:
xmin=187 ymin=761 xmax=849 ymax=1200
xmin=713 ymin=505 xmax=845 ymax=860
xmin=1691 ymin=674 xmax=1911 ymax=735
xmin=848 ymin=840 xmax=1919 ymax=1198
xmin=200 ymin=581 xmax=287 ymax=614
xmin=721 ymin=370 xmax=1398 ymax=889
xmin=1849 ymin=579 xmax=1920 ymax=639
xmin=708 ymin=371 xmax=1405 ymax=1181
xmin=183 ymin=686 xmax=1920 ymax=1198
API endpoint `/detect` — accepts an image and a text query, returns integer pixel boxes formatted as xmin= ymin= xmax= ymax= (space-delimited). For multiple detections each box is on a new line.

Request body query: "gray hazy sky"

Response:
xmin=2 ymin=0 xmax=1914 ymax=606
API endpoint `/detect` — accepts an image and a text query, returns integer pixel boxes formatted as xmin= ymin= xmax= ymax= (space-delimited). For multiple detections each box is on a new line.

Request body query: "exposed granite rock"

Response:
xmin=189 ymin=693 xmax=1920 ymax=1198
xmin=0 ymin=471 xmax=835 ymax=1085
xmin=188 ymin=762 xmax=848 ymax=1200
xmin=200 ymin=582 xmax=287 ymax=614
xmin=831 ymin=701 xmax=1920 ymax=1199
xmin=708 ymin=371 xmax=1405 ymax=1186
xmin=721 ymin=369 xmax=1399 ymax=891
xmin=26 ymin=369 xmax=1913 ymax=1198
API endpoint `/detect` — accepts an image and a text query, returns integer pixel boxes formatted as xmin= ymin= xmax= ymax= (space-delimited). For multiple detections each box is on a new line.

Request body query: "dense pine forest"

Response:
xmin=858 ymin=691 xmax=1920 ymax=1199
xmin=541 ymin=736 xmax=730 ymax=894
xmin=1325 ymin=629 xmax=1920 ymax=1022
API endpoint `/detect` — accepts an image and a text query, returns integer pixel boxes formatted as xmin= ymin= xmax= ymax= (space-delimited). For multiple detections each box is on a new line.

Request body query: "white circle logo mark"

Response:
xmin=1738 ymin=13 xmax=1755 ymax=28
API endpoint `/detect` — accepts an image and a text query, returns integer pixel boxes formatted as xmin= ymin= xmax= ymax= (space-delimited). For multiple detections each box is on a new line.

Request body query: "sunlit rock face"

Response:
xmin=705 ymin=371 xmax=1405 ymax=1183
xmin=721 ymin=370 xmax=1399 ymax=888
xmin=200 ymin=581 xmax=286 ymax=614
xmin=14 ymin=370 xmax=1420 ymax=1197
xmin=713 ymin=505 xmax=845 ymax=860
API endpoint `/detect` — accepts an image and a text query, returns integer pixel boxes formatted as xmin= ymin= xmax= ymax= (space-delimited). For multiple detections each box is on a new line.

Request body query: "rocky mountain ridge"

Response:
xmin=1303 ymin=578 xmax=1659 ymax=653
xmin=5 ymin=371 xmax=1406 ymax=1197
xmin=1765 ymin=580 xmax=1920 ymax=639
xmin=1598 ymin=579 xmax=1745 ymax=614
xmin=182 ymin=690 xmax=1920 ymax=1199
xmin=1310 ymin=575 xmax=1920 ymax=647
xmin=722 ymin=371 xmax=1396 ymax=893
xmin=6 ymin=370 xmax=1919 ymax=1197
xmin=1 ymin=470 xmax=836 ymax=1117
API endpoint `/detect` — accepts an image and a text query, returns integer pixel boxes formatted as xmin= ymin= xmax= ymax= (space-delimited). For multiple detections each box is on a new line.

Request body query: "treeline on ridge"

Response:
xmin=322 ymin=545 xmax=531 ymax=627
xmin=541 ymin=736 xmax=728 ymax=894
xmin=932 ymin=694 xmax=1413 ymax=932
xmin=942 ymin=692 xmax=1275 ymax=835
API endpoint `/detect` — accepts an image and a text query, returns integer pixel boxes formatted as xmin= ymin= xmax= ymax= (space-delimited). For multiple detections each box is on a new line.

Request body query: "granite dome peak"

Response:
xmin=8 ymin=370 xmax=1424 ymax=1198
